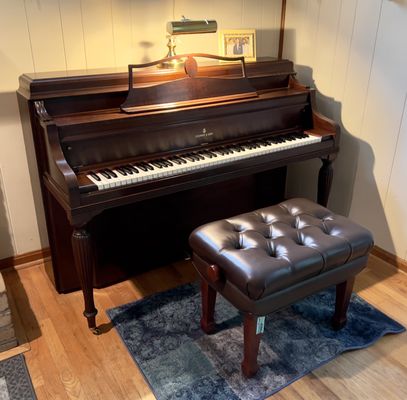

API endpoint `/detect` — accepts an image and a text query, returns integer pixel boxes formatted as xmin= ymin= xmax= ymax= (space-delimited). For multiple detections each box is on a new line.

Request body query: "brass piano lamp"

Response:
xmin=160 ymin=16 xmax=217 ymax=68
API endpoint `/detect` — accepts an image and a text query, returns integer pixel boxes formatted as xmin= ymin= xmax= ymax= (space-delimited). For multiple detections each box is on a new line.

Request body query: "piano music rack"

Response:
xmin=120 ymin=53 xmax=258 ymax=113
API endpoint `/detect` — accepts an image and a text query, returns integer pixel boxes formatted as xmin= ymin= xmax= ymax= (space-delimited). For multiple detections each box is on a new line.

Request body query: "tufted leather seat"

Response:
xmin=189 ymin=198 xmax=373 ymax=378
xmin=190 ymin=198 xmax=373 ymax=304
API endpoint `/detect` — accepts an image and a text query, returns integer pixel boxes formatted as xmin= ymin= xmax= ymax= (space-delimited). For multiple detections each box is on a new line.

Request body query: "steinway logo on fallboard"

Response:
xmin=195 ymin=128 xmax=214 ymax=139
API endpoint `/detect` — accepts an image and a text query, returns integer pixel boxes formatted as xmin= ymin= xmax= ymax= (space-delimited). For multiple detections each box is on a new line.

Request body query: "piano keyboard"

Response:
xmin=86 ymin=133 xmax=322 ymax=190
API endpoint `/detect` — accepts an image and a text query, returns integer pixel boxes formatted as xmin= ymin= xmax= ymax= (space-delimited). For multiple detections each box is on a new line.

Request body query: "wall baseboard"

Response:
xmin=0 ymin=248 xmax=51 ymax=271
xmin=371 ymin=245 xmax=407 ymax=274
xmin=1 ymin=245 xmax=405 ymax=275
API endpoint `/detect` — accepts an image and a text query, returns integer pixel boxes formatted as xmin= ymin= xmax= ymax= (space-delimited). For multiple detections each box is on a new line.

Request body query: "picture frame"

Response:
xmin=218 ymin=29 xmax=256 ymax=62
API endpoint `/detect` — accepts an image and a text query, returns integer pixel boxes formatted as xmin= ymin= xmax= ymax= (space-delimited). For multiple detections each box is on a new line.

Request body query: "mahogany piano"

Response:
xmin=17 ymin=54 xmax=339 ymax=333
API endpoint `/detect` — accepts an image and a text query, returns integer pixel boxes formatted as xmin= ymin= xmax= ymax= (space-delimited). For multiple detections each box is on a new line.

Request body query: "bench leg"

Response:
xmin=241 ymin=313 xmax=263 ymax=378
xmin=332 ymin=277 xmax=355 ymax=330
xmin=200 ymin=279 xmax=217 ymax=334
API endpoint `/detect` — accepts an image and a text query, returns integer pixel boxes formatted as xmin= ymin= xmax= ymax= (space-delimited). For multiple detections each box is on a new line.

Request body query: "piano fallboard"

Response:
xmin=56 ymin=89 xmax=311 ymax=170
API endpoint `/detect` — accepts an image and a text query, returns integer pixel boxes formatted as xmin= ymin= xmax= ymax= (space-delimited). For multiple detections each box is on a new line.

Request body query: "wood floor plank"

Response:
xmin=284 ymin=374 xmax=341 ymax=400
xmin=3 ymin=255 xmax=407 ymax=399
xmin=40 ymin=318 xmax=86 ymax=400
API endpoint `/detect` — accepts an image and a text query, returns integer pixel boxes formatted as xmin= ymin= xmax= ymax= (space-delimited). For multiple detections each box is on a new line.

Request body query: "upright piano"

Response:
xmin=17 ymin=54 xmax=339 ymax=333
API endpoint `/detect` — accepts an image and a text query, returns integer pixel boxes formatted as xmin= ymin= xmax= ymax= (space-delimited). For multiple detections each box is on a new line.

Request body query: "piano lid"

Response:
xmin=120 ymin=53 xmax=258 ymax=114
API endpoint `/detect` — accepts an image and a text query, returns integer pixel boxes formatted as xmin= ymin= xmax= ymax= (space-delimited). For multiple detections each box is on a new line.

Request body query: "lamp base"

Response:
xmin=158 ymin=36 xmax=184 ymax=69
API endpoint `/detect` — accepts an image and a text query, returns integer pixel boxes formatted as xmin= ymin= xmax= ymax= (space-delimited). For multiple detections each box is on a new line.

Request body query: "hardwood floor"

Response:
xmin=3 ymin=255 xmax=407 ymax=399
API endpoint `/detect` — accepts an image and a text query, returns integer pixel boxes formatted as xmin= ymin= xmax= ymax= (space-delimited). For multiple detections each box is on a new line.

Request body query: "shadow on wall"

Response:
xmin=7 ymin=91 xmax=49 ymax=250
xmin=0 ymin=169 xmax=14 ymax=260
xmin=286 ymin=65 xmax=396 ymax=256
xmin=0 ymin=91 xmax=48 ymax=256
xmin=139 ymin=41 xmax=154 ymax=63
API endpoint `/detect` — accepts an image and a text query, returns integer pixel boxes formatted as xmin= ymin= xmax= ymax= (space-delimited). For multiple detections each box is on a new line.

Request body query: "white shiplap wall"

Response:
xmin=284 ymin=0 xmax=407 ymax=261
xmin=0 ymin=0 xmax=282 ymax=259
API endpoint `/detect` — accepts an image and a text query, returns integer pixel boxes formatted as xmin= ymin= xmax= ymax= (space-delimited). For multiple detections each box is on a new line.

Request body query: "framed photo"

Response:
xmin=219 ymin=29 xmax=256 ymax=62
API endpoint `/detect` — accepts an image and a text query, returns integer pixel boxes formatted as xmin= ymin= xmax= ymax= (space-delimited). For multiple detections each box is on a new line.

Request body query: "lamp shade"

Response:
xmin=166 ymin=19 xmax=217 ymax=35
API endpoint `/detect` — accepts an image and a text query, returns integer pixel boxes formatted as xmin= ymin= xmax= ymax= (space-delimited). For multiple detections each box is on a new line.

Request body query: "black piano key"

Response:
xmin=192 ymin=154 xmax=203 ymax=161
xmin=100 ymin=170 xmax=112 ymax=179
xmin=184 ymin=154 xmax=196 ymax=162
xmin=123 ymin=166 xmax=134 ymax=174
xmin=143 ymin=163 xmax=155 ymax=171
xmin=161 ymin=159 xmax=173 ymax=167
xmin=126 ymin=165 xmax=139 ymax=173
xmin=116 ymin=167 xmax=127 ymax=176
xmin=136 ymin=164 xmax=148 ymax=172
xmin=201 ymin=151 xmax=213 ymax=158
xmin=159 ymin=159 xmax=171 ymax=167
xmin=168 ymin=156 xmax=181 ymax=164
xmin=170 ymin=157 xmax=183 ymax=165
xmin=90 ymin=172 xmax=101 ymax=181
xmin=151 ymin=161 xmax=163 ymax=168
xmin=176 ymin=157 xmax=188 ymax=163
xmin=214 ymin=148 xmax=226 ymax=155
xmin=105 ymin=169 xmax=118 ymax=178
xmin=193 ymin=153 xmax=205 ymax=160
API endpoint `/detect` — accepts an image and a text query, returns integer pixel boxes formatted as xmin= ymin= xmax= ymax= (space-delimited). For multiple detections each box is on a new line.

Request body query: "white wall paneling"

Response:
xmin=59 ymin=0 xmax=88 ymax=70
xmin=24 ymin=0 xmax=67 ymax=72
xmin=130 ymin=0 xmax=173 ymax=63
xmin=284 ymin=0 xmax=407 ymax=261
xmin=0 ymin=0 xmax=44 ymax=256
xmin=80 ymin=0 xmax=116 ymax=68
xmin=349 ymin=0 xmax=407 ymax=254
xmin=0 ymin=165 xmax=16 ymax=259
xmin=384 ymin=95 xmax=407 ymax=258
xmin=111 ymin=0 xmax=134 ymax=67
xmin=259 ymin=0 xmax=282 ymax=58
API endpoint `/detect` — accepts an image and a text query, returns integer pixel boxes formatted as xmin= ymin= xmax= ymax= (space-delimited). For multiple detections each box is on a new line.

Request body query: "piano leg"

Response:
xmin=317 ymin=157 xmax=334 ymax=207
xmin=71 ymin=227 xmax=100 ymax=334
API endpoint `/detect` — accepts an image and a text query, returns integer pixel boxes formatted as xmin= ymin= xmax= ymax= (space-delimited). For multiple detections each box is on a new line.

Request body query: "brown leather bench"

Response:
xmin=189 ymin=198 xmax=373 ymax=378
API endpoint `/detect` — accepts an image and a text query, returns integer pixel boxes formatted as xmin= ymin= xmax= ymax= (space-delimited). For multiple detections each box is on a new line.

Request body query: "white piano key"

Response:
xmin=95 ymin=173 xmax=114 ymax=189
xmin=87 ymin=174 xmax=106 ymax=190
xmin=89 ymin=135 xmax=323 ymax=190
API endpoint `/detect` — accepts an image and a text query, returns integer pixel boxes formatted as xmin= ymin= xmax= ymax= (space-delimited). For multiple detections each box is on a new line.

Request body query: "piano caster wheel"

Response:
xmin=90 ymin=327 xmax=101 ymax=335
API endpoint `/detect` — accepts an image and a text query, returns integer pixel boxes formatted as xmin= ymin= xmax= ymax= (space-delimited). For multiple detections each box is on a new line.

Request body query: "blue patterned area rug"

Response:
xmin=0 ymin=354 xmax=36 ymax=399
xmin=107 ymin=284 xmax=405 ymax=400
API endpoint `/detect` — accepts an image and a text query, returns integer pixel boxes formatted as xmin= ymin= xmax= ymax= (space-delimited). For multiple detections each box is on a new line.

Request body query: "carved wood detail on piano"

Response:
xmin=71 ymin=227 xmax=99 ymax=334
xmin=34 ymin=100 xmax=52 ymax=122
